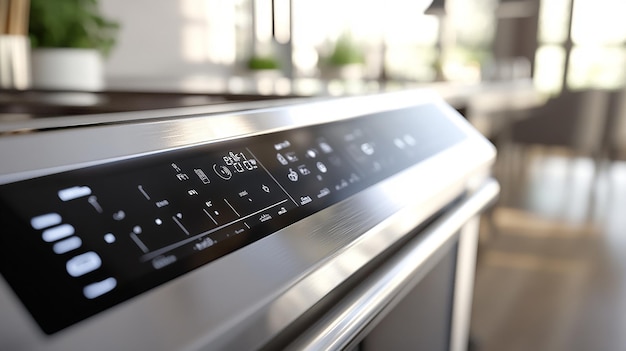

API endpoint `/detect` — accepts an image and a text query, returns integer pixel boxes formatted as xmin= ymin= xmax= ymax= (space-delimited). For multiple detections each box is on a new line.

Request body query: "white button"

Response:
xmin=104 ymin=233 xmax=116 ymax=244
xmin=42 ymin=224 xmax=75 ymax=242
xmin=58 ymin=186 xmax=92 ymax=201
xmin=53 ymin=237 xmax=82 ymax=254
xmin=361 ymin=143 xmax=375 ymax=155
xmin=84 ymin=278 xmax=117 ymax=299
xmin=30 ymin=213 xmax=62 ymax=230
xmin=66 ymin=252 xmax=101 ymax=277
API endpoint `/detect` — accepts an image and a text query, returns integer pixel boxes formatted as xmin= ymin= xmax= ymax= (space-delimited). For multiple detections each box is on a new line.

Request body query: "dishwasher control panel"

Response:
xmin=0 ymin=105 xmax=466 ymax=334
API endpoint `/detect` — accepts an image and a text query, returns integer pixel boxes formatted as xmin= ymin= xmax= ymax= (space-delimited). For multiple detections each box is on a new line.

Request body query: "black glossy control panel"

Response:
xmin=0 ymin=105 xmax=467 ymax=334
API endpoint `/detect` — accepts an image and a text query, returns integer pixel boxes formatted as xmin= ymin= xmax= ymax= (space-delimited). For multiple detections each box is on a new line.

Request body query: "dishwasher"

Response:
xmin=0 ymin=89 xmax=498 ymax=350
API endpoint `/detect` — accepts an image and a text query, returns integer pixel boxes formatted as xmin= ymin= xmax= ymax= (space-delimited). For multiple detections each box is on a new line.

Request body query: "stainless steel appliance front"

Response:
xmin=0 ymin=90 xmax=497 ymax=350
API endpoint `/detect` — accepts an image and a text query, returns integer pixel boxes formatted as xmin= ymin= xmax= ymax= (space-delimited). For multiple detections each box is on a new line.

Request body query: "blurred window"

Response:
xmin=534 ymin=45 xmax=566 ymax=94
xmin=291 ymin=0 xmax=497 ymax=83
xmin=535 ymin=0 xmax=626 ymax=94
xmin=180 ymin=0 xmax=240 ymax=65
xmin=567 ymin=46 xmax=626 ymax=90
xmin=537 ymin=0 xmax=571 ymax=44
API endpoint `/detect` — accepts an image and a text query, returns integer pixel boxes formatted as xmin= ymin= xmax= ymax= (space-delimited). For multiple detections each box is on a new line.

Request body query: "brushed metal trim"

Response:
xmin=450 ymin=216 xmax=481 ymax=351
xmin=0 ymin=97 xmax=313 ymax=134
xmin=284 ymin=179 xmax=499 ymax=351
xmin=0 ymin=89 xmax=444 ymax=184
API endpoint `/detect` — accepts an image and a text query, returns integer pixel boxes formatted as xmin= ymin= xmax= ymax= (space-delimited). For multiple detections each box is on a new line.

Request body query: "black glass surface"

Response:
xmin=0 ymin=105 xmax=467 ymax=334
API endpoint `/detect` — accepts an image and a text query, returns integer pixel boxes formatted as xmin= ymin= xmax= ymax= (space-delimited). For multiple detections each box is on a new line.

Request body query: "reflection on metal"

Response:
xmin=285 ymin=179 xmax=499 ymax=351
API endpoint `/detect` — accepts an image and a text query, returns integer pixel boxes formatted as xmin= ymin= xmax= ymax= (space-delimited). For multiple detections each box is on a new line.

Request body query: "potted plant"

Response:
xmin=321 ymin=35 xmax=365 ymax=80
xmin=29 ymin=0 xmax=119 ymax=90
xmin=246 ymin=54 xmax=282 ymax=80
xmin=247 ymin=55 xmax=280 ymax=71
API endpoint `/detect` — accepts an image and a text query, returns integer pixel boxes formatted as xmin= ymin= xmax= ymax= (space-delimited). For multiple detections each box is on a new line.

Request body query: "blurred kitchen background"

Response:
xmin=2 ymin=0 xmax=626 ymax=350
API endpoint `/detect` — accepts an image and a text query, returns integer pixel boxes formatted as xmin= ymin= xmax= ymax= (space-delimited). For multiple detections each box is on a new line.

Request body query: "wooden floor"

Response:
xmin=469 ymin=150 xmax=626 ymax=351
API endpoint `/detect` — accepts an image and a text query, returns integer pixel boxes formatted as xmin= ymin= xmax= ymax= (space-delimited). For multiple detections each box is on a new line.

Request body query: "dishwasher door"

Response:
xmin=283 ymin=179 xmax=499 ymax=351
xmin=0 ymin=89 xmax=497 ymax=351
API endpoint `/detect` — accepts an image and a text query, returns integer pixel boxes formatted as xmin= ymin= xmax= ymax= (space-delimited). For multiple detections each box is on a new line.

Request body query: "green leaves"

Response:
xmin=247 ymin=56 xmax=280 ymax=70
xmin=328 ymin=36 xmax=364 ymax=66
xmin=29 ymin=0 xmax=119 ymax=56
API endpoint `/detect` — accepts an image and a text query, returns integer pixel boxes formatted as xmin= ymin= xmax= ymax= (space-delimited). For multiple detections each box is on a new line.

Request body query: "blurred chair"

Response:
xmin=602 ymin=88 xmax=626 ymax=161
xmin=495 ymin=89 xmax=611 ymax=203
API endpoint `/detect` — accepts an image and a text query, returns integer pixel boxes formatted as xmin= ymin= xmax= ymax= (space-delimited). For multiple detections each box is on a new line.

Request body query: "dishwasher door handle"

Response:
xmin=285 ymin=178 xmax=500 ymax=351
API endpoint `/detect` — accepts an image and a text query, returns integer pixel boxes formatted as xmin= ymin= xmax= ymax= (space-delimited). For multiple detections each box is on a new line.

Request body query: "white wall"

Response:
xmin=100 ymin=0 xmax=233 ymax=81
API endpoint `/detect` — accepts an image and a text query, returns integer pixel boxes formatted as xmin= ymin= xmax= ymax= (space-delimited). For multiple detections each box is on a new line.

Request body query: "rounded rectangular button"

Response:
xmin=84 ymin=278 xmax=117 ymax=299
xmin=42 ymin=224 xmax=75 ymax=243
xmin=30 ymin=213 xmax=62 ymax=230
xmin=53 ymin=237 xmax=82 ymax=254
xmin=66 ymin=252 xmax=101 ymax=277
xmin=58 ymin=186 xmax=92 ymax=201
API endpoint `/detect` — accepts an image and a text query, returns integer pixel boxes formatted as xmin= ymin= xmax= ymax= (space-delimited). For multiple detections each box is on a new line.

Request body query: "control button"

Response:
xmin=277 ymin=153 xmax=288 ymax=165
xmin=104 ymin=233 xmax=116 ymax=243
xmin=42 ymin=224 xmax=75 ymax=242
xmin=213 ymin=164 xmax=233 ymax=180
xmin=317 ymin=188 xmax=331 ymax=198
xmin=274 ymin=140 xmax=291 ymax=151
xmin=113 ymin=210 xmax=126 ymax=221
xmin=285 ymin=152 xmax=298 ymax=163
xmin=262 ymin=184 xmax=270 ymax=193
xmin=66 ymin=252 xmax=102 ymax=277
xmin=155 ymin=199 xmax=170 ymax=208
xmin=194 ymin=168 xmax=211 ymax=184
xmin=58 ymin=186 xmax=92 ymax=201
xmin=83 ymin=277 xmax=117 ymax=299
xmin=316 ymin=161 xmax=328 ymax=173
xmin=53 ymin=237 xmax=82 ymax=254
xmin=31 ymin=213 xmax=61 ymax=230
xmin=298 ymin=165 xmax=311 ymax=176
xmin=288 ymin=168 xmax=299 ymax=181
xmin=176 ymin=173 xmax=190 ymax=181
xmin=319 ymin=141 xmax=333 ymax=154
xmin=394 ymin=138 xmax=406 ymax=149
xmin=361 ymin=143 xmax=375 ymax=156
xmin=306 ymin=149 xmax=318 ymax=158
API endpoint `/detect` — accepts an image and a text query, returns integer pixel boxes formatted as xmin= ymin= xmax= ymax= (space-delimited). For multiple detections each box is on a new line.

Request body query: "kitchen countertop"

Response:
xmin=0 ymin=76 xmax=546 ymax=135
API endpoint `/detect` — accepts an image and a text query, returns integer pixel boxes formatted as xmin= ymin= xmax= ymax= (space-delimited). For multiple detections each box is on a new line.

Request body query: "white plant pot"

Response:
xmin=31 ymin=48 xmax=104 ymax=91
xmin=322 ymin=63 xmax=364 ymax=80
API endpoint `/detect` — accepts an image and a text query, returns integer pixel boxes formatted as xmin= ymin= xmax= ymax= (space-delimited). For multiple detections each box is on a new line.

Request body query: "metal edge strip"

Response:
xmin=284 ymin=179 xmax=500 ymax=351
xmin=0 ymin=89 xmax=442 ymax=184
